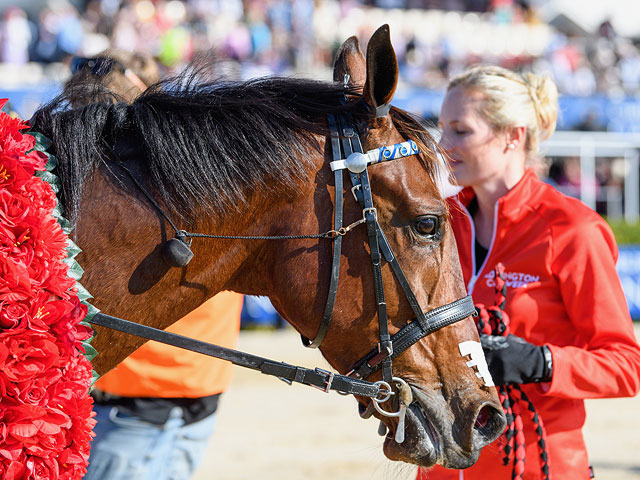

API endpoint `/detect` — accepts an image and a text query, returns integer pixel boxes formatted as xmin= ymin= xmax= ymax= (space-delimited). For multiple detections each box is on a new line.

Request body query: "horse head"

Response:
xmin=236 ymin=25 xmax=506 ymax=468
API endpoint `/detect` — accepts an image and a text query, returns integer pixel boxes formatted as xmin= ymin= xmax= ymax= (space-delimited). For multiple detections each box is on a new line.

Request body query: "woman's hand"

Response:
xmin=481 ymin=334 xmax=553 ymax=385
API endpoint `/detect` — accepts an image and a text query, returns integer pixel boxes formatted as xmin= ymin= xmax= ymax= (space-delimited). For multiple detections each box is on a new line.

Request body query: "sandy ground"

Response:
xmin=193 ymin=326 xmax=640 ymax=480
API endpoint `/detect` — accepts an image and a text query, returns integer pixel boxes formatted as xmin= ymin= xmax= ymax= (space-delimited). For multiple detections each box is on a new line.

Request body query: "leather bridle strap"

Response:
xmin=326 ymin=111 xmax=476 ymax=382
xmin=301 ymin=113 xmax=344 ymax=347
xmin=89 ymin=312 xmax=383 ymax=399
xmin=348 ymin=295 xmax=475 ymax=379
xmin=359 ymin=165 xmax=394 ymax=384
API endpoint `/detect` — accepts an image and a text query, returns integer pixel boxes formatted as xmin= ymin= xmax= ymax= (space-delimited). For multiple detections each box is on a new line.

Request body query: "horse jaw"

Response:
xmin=380 ymin=385 xmax=506 ymax=468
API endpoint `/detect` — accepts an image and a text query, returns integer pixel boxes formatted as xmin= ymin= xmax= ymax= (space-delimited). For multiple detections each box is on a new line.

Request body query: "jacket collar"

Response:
xmin=456 ymin=168 xmax=540 ymax=220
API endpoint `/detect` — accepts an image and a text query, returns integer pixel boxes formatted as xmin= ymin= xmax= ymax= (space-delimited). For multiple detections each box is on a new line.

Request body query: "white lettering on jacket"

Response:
xmin=459 ymin=341 xmax=494 ymax=387
xmin=484 ymin=269 xmax=539 ymax=289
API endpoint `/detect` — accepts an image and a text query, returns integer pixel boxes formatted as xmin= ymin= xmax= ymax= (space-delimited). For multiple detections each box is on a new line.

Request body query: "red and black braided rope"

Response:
xmin=475 ymin=264 xmax=551 ymax=480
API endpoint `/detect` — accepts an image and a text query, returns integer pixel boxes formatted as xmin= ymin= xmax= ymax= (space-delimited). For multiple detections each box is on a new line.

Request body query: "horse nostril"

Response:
xmin=474 ymin=405 xmax=491 ymax=429
xmin=473 ymin=404 xmax=506 ymax=446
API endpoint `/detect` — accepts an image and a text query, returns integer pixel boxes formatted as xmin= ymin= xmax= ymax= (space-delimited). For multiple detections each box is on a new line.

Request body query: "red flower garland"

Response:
xmin=0 ymin=99 xmax=96 ymax=480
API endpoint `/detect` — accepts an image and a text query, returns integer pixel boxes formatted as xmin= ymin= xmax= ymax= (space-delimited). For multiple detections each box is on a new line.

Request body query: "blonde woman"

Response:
xmin=418 ymin=66 xmax=640 ymax=479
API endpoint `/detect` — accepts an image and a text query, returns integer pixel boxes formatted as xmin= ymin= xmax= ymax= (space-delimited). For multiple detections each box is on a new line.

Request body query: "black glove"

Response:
xmin=480 ymin=334 xmax=553 ymax=385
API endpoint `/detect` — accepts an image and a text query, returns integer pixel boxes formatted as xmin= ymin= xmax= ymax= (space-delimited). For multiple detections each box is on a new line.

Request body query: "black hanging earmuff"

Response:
xmin=162 ymin=231 xmax=194 ymax=267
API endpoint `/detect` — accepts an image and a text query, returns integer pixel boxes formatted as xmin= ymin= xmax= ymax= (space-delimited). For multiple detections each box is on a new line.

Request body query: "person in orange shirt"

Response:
xmin=86 ymin=292 xmax=242 ymax=480
xmin=418 ymin=65 xmax=640 ymax=479
xmin=65 ymin=50 xmax=244 ymax=480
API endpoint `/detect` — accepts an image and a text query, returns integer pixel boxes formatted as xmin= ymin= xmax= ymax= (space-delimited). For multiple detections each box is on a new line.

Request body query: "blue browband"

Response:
xmin=330 ymin=139 xmax=420 ymax=173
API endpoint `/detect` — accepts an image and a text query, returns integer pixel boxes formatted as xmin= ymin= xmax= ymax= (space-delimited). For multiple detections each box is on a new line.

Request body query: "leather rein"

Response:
xmin=89 ymin=107 xmax=474 ymax=406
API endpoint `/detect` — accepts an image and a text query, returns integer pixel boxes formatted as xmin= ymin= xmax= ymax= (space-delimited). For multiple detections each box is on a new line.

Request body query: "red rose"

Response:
xmin=27 ymin=256 xmax=74 ymax=299
xmin=21 ymin=149 xmax=48 ymax=172
xmin=55 ymin=355 xmax=93 ymax=388
xmin=20 ymin=177 xmax=57 ymax=215
xmin=24 ymin=454 xmax=60 ymax=480
xmin=0 ymin=301 xmax=30 ymax=330
xmin=0 ymin=366 xmax=61 ymax=405
xmin=4 ymin=404 xmax=71 ymax=456
xmin=0 ymin=189 xmax=30 ymax=228
xmin=0 ymin=255 xmax=33 ymax=302
xmin=0 ymin=331 xmax=60 ymax=383
xmin=48 ymin=297 xmax=90 ymax=352
xmin=0 ymin=153 xmax=34 ymax=190
xmin=0 ymin=457 xmax=27 ymax=480
xmin=16 ymin=378 xmax=52 ymax=406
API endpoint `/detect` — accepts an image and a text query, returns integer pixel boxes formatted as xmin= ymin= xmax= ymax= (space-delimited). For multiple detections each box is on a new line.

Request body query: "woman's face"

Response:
xmin=438 ymin=85 xmax=511 ymax=188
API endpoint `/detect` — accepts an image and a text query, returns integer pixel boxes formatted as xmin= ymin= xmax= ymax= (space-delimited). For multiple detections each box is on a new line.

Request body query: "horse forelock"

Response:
xmin=30 ymin=73 xmax=364 ymax=222
xmin=388 ymin=108 xmax=442 ymax=191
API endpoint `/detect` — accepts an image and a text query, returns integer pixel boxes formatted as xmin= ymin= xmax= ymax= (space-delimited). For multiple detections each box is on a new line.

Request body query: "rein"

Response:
xmin=89 ymin=312 xmax=381 ymax=398
xmin=475 ymin=264 xmax=550 ymax=480
xmin=90 ymin=106 xmax=475 ymax=434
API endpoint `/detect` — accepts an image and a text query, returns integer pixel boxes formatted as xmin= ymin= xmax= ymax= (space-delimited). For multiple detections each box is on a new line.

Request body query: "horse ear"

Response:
xmin=363 ymin=24 xmax=398 ymax=117
xmin=333 ymin=35 xmax=366 ymax=89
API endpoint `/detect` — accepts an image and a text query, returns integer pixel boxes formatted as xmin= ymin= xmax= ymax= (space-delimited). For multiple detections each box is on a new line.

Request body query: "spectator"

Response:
xmin=1 ymin=7 xmax=33 ymax=65
xmin=419 ymin=64 xmax=640 ymax=479
xmin=66 ymin=48 xmax=159 ymax=103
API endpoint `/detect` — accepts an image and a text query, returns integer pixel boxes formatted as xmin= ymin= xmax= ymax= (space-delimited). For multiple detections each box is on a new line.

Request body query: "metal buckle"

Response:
xmin=363 ymin=207 xmax=377 ymax=221
xmin=378 ymin=340 xmax=393 ymax=357
xmin=311 ymin=367 xmax=335 ymax=393
xmin=373 ymin=377 xmax=407 ymax=417
xmin=351 ymin=184 xmax=361 ymax=202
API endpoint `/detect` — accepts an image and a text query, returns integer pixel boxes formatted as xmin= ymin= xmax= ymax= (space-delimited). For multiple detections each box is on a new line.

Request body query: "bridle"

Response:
xmin=89 ymin=99 xmax=475 ymax=429
xmin=305 ymin=108 xmax=474 ymax=391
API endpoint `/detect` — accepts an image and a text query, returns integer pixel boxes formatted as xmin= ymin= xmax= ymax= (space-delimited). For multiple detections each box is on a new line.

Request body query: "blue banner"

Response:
xmin=392 ymin=87 xmax=640 ymax=133
xmin=0 ymin=85 xmax=59 ymax=119
xmin=618 ymin=246 xmax=640 ymax=319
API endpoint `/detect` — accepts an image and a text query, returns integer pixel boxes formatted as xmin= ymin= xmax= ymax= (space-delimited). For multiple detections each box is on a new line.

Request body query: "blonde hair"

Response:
xmin=448 ymin=65 xmax=558 ymax=156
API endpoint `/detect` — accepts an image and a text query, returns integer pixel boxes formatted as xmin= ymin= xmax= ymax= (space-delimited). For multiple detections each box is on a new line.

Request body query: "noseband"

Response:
xmin=90 ymin=105 xmax=474 ymax=405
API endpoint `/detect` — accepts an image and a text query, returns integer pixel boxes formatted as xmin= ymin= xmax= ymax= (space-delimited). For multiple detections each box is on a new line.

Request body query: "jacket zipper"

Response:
xmin=456 ymin=200 xmax=500 ymax=480
xmin=459 ymin=200 xmax=499 ymax=294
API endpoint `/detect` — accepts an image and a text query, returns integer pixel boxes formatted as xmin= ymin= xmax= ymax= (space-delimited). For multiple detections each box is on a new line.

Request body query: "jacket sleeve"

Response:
xmin=543 ymin=214 xmax=640 ymax=399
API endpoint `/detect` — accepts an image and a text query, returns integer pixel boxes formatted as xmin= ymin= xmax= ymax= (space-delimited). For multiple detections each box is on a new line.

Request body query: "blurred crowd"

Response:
xmin=1 ymin=0 xmax=640 ymax=98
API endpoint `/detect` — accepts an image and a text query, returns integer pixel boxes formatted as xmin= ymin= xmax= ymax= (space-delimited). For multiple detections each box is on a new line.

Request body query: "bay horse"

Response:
xmin=30 ymin=25 xmax=505 ymax=469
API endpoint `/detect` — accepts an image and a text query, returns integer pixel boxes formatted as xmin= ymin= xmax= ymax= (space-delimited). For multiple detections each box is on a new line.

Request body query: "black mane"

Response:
xmin=30 ymin=70 xmax=364 ymax=222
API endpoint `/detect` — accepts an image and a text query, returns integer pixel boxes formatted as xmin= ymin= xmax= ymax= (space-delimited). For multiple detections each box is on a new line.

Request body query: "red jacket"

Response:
xmin=420 ymin=169 xmax=640 ymax=480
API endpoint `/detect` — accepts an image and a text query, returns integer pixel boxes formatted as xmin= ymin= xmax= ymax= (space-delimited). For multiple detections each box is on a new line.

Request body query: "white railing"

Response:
xmin=542 ymin=131 xmax=640 ymax=223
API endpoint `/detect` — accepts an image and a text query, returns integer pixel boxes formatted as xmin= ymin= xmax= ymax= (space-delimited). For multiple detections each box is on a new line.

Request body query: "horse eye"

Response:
xmin=414 ymin=216 xmax=439 ymax=237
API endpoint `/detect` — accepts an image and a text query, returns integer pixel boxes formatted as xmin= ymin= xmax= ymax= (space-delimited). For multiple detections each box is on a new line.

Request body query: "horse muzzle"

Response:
xmin=378 ymin=384 xmax=506 ymax=468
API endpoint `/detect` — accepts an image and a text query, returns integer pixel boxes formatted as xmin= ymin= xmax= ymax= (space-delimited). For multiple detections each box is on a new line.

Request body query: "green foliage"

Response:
xmin=606 ymin=218 xmax=640 ymax=245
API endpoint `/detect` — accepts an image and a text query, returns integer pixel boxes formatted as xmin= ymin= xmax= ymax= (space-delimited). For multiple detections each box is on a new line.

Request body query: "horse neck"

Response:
xmin=76 ymin=130 xmax=325 ymax=373
xmin=74 ymin=165 xmax=270 ymax=373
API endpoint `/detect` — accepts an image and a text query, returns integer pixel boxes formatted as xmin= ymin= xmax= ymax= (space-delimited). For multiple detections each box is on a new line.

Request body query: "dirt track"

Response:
xmin=193 ymin=327 xmax=640 ymax=480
